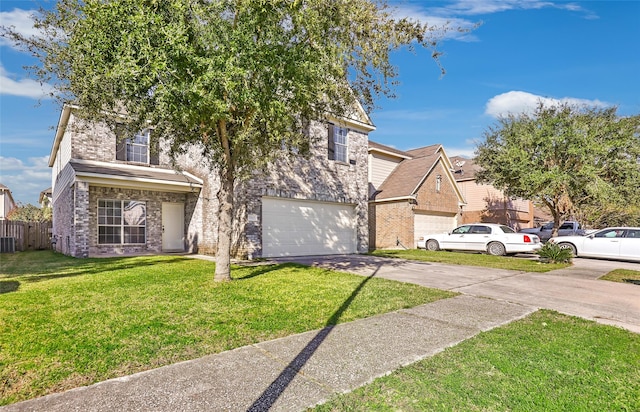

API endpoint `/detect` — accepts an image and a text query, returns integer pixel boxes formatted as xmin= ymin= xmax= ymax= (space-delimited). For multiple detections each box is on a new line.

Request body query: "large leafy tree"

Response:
xmin=7 ymin=203 xmax=52 ymax=222
xmin=475 ymin=103 xmax=640 ymax=234
xmin=3 ymin=0 xmax=456 ymax=281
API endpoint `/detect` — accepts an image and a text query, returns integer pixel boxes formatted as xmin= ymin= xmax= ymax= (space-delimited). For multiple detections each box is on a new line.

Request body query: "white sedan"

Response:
xmin=417 ymin=223 xmax=542 ymax=256
xmin=550 ymin=227 xmax=640 ymax=262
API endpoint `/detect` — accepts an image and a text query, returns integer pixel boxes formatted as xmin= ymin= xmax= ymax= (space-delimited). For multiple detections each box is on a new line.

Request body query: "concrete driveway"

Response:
xmin=276 ymin=255 xmax=640 ymax=333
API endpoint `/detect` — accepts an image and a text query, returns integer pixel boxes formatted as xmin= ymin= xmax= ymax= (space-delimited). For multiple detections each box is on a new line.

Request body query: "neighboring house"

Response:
xmin=39 ymin=187 xmax=52 ymax=208
xmin=49 ymin=105 xmax=374 ymax=258
xmin=0 ymin=183 xmax=17 ymax=220
xmin=368 ymin=141 xmax=466 ymax=249
xmin=450 ymin=156 xmax=534 ymax=230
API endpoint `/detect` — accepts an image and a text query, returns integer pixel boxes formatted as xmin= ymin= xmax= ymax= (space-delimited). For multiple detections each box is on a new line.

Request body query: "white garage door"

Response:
xmin=262 ymin=198 xmax=357 ymax=257
xmin=414 ymin=213 xmax=456 ymax=245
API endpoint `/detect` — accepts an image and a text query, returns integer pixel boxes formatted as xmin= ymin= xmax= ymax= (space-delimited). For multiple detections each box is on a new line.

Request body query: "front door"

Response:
xmin=162 ymin=202 xmax=184 ymax=251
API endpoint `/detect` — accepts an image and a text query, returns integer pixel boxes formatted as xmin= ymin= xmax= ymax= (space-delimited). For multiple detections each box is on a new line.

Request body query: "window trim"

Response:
xmin=97 ymin=199 xmax=147 ymax=245
xmin=126 ymin=129 xmax=150 ymax=164
xmin=328 ymin=123 xmax=349 ymax=163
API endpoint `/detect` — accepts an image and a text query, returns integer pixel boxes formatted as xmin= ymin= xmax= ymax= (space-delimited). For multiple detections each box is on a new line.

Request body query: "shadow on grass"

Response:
xmin=246 ymin=264 xmax=382 ymax=411
xmin=233 ymin=263 xmax=298 ymax=281
xmin=0 ymin=280 xmax=19 ymax=294
xmin=0 ymin=250 xmax=198 ymax=284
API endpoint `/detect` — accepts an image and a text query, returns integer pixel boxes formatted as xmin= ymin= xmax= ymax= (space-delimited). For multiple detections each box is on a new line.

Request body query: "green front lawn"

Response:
xmin=600 ymin=269 xmax=640 ymax=285
xmin=371 ymin=249 xmax=571 ymax=272
xmin=316 ymin=310 xmax=640 ymax=411
xmin=0 ymin=251 xmax=454 ymax=405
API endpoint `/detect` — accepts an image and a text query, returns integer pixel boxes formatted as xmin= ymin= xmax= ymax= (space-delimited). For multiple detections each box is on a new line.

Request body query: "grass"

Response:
xmin=371 ymin=249 xmax=571 ymax=272
xmin=315 ymin=310 xmax=640 ymax=411
xmin=0 ymin=251 xmax=455 ymax=405
xmin=600 ymin=268 xmax=640 ymax=285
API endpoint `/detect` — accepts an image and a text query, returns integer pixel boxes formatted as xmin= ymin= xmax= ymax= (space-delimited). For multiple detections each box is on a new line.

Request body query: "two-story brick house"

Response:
xmin=49 ymin=105 xmax=374 ymax=258
xmin=368 ymin=141 xmax=466 ymax=249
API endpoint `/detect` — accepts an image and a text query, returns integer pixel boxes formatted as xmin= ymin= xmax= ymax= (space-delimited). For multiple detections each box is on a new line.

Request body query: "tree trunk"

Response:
xmin=214 ymin=166 xmax=234 ymax=282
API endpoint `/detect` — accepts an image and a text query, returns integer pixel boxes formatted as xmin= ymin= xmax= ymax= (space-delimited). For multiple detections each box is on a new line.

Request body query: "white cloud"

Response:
xmin=390 ymin=0 xmax=597 ymax=43
xmin=435 ymin=0 xmax=597 ymax=18
xmin=444 ymin=145 xmax=476 ymax=158
xmin=0 ymin=156 xmax=51 ymax=205
xmin=485 ymin=91 xmax=609 ymax=118
xmin=0 ymin=8 xmax=40 ymax=49
xmin=392 ymin=5 xmax=480 ymax=42
xmin=0 ymin=63 xmax=54 ymax=99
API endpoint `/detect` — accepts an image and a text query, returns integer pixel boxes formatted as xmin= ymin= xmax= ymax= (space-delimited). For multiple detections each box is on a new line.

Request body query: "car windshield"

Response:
xmin=500 ymin=225 xmax=515 ymax=233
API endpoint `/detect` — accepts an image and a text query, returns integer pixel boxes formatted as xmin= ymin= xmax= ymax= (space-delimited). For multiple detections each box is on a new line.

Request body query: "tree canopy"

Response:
xmin=7 ymin=203 xmax=52 ymax=222
xmin=475 ymin=103 xmax=640 ymax=232
xmin=3 ymin=0 xmax=458 ymax=280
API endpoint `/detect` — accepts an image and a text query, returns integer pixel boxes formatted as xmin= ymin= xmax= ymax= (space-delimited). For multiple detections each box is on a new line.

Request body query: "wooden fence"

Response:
xmin=0 ymin=220 xmax=52 ymax=252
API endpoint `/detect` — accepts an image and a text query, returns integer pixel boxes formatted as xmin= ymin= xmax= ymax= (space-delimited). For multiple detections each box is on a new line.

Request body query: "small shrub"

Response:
xmin=537 ymin=242 xmax=573 ymax=263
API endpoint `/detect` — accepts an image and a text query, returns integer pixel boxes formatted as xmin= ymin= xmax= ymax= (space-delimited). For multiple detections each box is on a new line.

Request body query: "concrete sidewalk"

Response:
xmin=2 ymin=295 xmax=536 ymax=412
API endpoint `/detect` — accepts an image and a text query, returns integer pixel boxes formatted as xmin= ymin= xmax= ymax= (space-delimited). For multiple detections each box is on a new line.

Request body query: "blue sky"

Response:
xmin=1 ymin=0 xmax=639 ymax=205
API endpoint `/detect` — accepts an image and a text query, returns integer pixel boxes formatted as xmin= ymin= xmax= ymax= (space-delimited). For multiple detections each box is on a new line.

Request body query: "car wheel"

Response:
xmin=426 ymin=239 xmax=440 ymax=251
xmin=557 ymin=242 xmax=577 ymax=257
xmin=487 ymin=242 xmax=506 ymax=256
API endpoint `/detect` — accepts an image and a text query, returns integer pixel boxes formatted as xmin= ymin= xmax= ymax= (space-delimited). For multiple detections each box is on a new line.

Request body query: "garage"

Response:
xmin=414 ymin=213 xmax=456 ymax=246
xmin=262 ymin=197 xmax=357 ymax=257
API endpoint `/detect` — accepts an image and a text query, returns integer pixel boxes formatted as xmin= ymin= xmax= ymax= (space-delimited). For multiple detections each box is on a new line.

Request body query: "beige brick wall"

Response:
xmin=369 ymin=200 xmax=414 ymax=249
xmin=414 ymin=162 xmax=460 ymax=215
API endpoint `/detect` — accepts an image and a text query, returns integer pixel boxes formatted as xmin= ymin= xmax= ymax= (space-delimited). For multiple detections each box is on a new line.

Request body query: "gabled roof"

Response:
xmin=0 ymin=183 xmax=16 ymax=207
xmin=374 ymin=150 xmax=441 ymax=200
xmin=371 ymin=143 xmax=464 ymax=204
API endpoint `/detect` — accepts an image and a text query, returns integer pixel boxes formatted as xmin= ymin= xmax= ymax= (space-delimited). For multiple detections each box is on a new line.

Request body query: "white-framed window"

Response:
xmin=98 ymin=200 xmax=146 ymax=244
xmin=116 ymin=128 xmax=157 ymax=164
xmin=436 ymin=174 xmax=442 ymax=193
xmin=334 ymin=126 xmax=348 ymax=163
xmin=126 ymin=129 xmax=150 ymax=163
xmin=328 ymin=124 xmax=348 ymax=163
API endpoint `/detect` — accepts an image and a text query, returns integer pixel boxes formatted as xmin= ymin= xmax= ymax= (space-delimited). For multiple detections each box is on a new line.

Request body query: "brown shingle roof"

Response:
xmin=373 ymin=143 xmax=447 ymax=200
xmin=368 ymin=140 xmax=412 ymax=158
xmin=449 ymin=156 xmax=480 ymax=181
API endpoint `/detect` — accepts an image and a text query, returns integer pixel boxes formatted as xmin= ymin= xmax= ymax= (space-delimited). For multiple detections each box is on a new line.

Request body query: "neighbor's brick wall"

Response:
xmin=369 ymin=201 xmax=414 ymax=250
xmin=52 ymin=178 xmax=75 ymax=256
xmin=414 ymin=162 xmax=460 ymax=214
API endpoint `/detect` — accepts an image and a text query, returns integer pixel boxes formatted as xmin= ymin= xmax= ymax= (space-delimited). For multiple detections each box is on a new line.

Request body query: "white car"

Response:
xmin=417 ymin=223 xmax=542 ymax=256
xmin=550 ymin=227 xmax=640 ymax=262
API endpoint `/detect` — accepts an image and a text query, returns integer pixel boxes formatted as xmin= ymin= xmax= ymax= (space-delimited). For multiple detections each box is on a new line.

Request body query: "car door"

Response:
xmin=441 ymin=225 xmax=472 ymax=250
xmin=620 ymin=229 xmax=640 ymax=261
xmin=465 ymin=225 xmax=492 ymax=251
xmin=581 ymin=228 xmax=623 ymax=258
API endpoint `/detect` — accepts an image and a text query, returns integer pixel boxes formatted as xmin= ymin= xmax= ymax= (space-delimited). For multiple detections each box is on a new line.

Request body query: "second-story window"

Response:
xmin=328 ymin=124 xmax=348 ymax=163
xmin=116 ymin=127 xmax=158 ymax=165
xmin=126 ymin=130 xmax=149 ymax=163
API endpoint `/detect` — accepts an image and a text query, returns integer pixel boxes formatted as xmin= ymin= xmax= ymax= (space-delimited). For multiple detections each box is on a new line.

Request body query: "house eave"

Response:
xmin=368 ymin=146 xmax=412 ymax=160
xmin=75 ymin=173 xmax=203 ymax=193
xmin=326 ymin=114 xmax=376 ymax=133
xmin=369 ymin=195 xmax=416 ymax=204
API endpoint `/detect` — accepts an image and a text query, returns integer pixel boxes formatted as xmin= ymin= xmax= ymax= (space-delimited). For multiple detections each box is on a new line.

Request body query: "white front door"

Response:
xmin=162 ymin=202 xmax=184 ymax=251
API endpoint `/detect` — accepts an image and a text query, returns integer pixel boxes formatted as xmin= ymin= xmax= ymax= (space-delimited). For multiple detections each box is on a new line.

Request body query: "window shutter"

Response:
xmin=327 ymin=123 xmax=335 ymax=160
xmin=115 ymin=125 xmax=126 ymax=161
xmin=149 ymin=133 xmax=159 ymax=165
